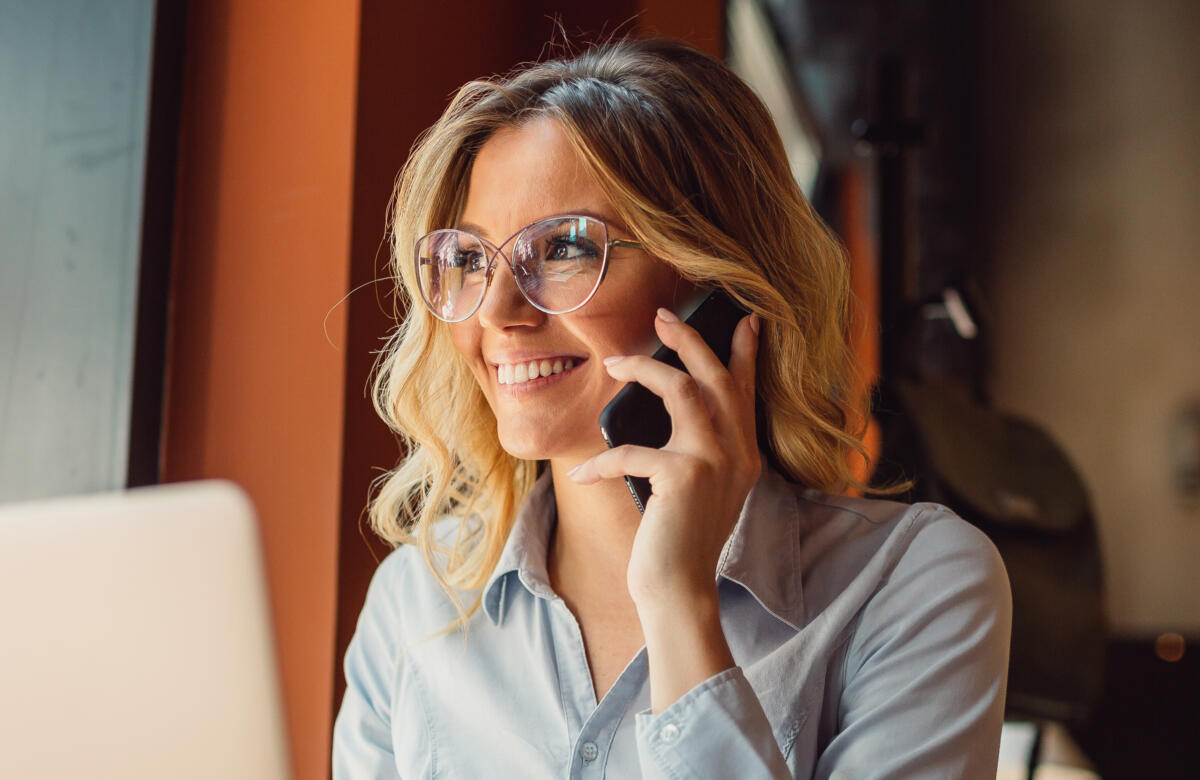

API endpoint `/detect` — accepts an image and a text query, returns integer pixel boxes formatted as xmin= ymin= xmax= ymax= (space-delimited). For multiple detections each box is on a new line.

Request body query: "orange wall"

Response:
xmin=840 ymin=165 xmax=883 ymax=490
xmin=163 ymin=2 xmax=359 ymax=778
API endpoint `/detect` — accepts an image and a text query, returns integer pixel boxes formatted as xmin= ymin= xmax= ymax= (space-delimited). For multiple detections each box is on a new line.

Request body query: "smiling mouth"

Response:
xmin=495 ymin=357 xmax=582 ymax=386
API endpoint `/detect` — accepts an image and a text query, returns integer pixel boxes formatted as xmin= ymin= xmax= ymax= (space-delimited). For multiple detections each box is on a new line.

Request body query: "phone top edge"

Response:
xmin=631 ymin=290 xmax=715 ymax=356
xmin=675 ymin=289 xmax=712 ymax=321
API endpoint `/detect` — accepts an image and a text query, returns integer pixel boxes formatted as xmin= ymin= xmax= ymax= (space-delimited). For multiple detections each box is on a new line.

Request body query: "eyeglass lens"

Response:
xmin=415 ymin=216 xmax=608 ymax=321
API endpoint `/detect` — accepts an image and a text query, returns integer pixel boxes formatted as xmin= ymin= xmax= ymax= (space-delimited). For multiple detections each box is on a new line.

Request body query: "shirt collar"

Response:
xmin=481 ymin=463 xmax=805 ymax=630
xmin=482 ymin=468 xmax=557 ymax=624
xmin=715 ymin=465 xmax=805 ymax=629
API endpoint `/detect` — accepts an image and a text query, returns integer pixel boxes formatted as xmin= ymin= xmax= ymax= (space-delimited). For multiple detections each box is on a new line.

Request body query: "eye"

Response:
xmin=544 ymin=235 xmax=600 ymax=261
xmin=450 ymin=248 xmax=487 ymax=273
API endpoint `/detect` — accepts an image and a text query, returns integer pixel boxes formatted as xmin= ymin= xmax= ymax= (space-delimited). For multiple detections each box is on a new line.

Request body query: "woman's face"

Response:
xmin=449 ymin=118 xmax=691 ymax=462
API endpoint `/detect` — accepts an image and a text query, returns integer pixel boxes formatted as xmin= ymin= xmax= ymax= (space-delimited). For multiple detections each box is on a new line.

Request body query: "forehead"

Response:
xmin=459 ymin=118 xmax=618 ymax=240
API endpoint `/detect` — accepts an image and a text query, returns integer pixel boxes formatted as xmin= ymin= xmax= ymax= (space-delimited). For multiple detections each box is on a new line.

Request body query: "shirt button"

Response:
xmin=659 ymin=723 xmax=681 ymax=743
xmin=580 ymin=741 xmax=599 ymax=762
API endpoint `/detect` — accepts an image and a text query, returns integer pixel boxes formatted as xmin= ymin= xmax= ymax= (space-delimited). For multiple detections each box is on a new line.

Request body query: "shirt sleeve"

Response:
xmin=634 ymin=666 xmax=792 ymax=779
xmin=332 ymin=554 xmax=404 ymax=780
xmin=815 ymin=513 xmax=1013 ymax=779
xmin=633 ymin=510 xmax=1011 ymax=780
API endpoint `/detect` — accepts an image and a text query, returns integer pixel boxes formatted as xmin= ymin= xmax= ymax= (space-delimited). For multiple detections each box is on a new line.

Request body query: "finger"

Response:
xmin=726 ymin=314 xmax=759 ymax=423
xmin=568 ymin=444 xmax=689 ymax=486
xmin=654 ymin=307 xmax=732 ymax=400
xmin=655 ymin=308 xmax=757 ymax=440
xmin=602 ymin=354 xmax=720 ymax=446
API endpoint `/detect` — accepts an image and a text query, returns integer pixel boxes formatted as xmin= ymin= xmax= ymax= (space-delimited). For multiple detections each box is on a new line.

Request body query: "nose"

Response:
xmin=475 ymin=250 xmax=545 ymax=331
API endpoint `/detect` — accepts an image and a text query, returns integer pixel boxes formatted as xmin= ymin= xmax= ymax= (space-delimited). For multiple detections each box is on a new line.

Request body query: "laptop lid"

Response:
xmin=0 ymin=481 xmax=292 ymax=779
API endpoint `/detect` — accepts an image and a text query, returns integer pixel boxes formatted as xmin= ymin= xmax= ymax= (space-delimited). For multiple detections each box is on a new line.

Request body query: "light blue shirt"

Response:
xmin=333 ymin=465 xmax=1011 ymax=778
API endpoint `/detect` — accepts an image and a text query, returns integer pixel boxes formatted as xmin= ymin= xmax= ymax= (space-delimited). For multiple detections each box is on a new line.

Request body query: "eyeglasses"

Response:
xmin=414 ymin=214 xmax=643 ymax=322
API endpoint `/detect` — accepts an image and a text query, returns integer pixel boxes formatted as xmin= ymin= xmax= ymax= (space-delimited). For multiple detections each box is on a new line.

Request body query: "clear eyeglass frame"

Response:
xmin=413 ymin=214 xmax=644 ymax=323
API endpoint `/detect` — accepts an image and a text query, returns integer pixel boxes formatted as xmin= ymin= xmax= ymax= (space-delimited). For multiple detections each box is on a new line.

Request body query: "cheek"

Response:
xmin=567 ymin=305 xmax=655 ymax=359
xmin=448 ymin=323 xmax=490 ymax=386
xmin=578 ymin=270 xmax=689 ymax=354
xmin=448 ymin=322 xmax=478 ymax=361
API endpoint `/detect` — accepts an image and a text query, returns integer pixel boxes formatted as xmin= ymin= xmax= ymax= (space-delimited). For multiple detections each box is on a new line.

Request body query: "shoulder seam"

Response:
xmin=795 ymin=491 xmax=876 ymax=525
xmin=841 ymin=505 xmax=931 ymax=668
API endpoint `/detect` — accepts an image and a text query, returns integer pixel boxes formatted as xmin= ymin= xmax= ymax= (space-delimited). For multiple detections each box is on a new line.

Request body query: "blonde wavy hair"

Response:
xmin=370 ymin=37 xmax=879 ymax=629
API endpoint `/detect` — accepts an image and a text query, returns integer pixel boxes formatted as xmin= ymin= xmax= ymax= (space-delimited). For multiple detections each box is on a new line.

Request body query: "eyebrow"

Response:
xmin=454 ymin=209 xmax=627 ymax=240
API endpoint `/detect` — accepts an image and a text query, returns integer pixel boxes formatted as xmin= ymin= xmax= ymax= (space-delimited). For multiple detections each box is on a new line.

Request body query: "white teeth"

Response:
xmin=496 ymin=358 xmax=577 ymax=386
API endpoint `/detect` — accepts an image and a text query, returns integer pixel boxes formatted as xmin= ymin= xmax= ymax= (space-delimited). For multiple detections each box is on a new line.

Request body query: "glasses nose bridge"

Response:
xmin=480 ymin=227 xmax=536 ymax=292
xmin=483 ymin=226 xmax=530 ymax=273
xmin=474 ymin=231 xmax=536 ymax=317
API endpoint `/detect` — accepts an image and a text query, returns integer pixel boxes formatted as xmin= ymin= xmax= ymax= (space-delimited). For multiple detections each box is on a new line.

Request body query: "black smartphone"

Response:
xmin=597 ymin=289 xmax=748 ymax=513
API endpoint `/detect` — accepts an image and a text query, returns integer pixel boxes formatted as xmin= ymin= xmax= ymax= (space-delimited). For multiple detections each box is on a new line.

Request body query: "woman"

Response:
xmin=334 ymin=38 xmax=1011 ymax=779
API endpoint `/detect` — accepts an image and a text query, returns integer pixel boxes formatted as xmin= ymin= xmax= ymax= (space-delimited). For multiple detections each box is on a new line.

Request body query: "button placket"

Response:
xmin=556 ymin=601 xmax=650 ymax=777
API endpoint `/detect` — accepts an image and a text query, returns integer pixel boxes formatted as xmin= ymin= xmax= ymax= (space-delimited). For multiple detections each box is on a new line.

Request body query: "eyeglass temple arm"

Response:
xmin=599 ymin=239 xmax=644 ymax=285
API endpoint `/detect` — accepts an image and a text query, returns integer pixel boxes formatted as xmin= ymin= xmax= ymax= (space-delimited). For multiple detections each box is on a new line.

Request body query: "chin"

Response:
xmin=495 ymin=435 xmax=546 ymax=461
xmin=495 ymin=422 xmax=606 ymax=462
xmin=496 ymin=429 xmax=565 ymax=461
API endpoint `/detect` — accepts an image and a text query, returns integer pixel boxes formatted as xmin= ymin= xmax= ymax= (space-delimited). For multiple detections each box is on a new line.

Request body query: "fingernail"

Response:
xmin=656 ymin=307 xmax=679 ymax=323
xmin=750 ymin=314 xmax=760 ymax=335
xmin=603 ymin=355 xmax=625 ymax=366
xmin=566 ymin=464 xmax=582 ymax=477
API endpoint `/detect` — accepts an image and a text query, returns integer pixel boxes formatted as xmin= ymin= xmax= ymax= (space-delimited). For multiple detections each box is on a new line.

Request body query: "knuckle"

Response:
xmin=670 ymin=373 xmax=700 ymax=400
xmin=712 ymin=371 xmax=737 ymax=395
xmin=678 ymin=457 xmax=707 ymax=483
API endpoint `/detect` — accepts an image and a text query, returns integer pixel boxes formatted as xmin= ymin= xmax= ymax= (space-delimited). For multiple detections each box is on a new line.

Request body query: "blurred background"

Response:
xmin=1 ymin=1 xmax=1196 ymax=777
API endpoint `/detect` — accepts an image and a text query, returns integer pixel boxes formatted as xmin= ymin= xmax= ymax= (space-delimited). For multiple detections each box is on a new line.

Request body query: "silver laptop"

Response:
xmin=0 ymin=481 xmax=292 ymax=779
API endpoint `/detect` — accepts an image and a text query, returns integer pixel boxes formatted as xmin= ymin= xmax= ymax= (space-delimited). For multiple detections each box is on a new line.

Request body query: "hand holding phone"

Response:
xmin=597 ymin=290 xmax=748 ymax=512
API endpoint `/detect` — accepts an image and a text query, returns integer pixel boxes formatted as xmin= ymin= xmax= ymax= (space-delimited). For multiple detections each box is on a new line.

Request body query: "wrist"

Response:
xmin=636 ymin=585 xmax=735 ymax=713
xmin=635 ymin=584 xmax=724 ymax=651
xmin=630 ymin=576 xmax=719 ymax=617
